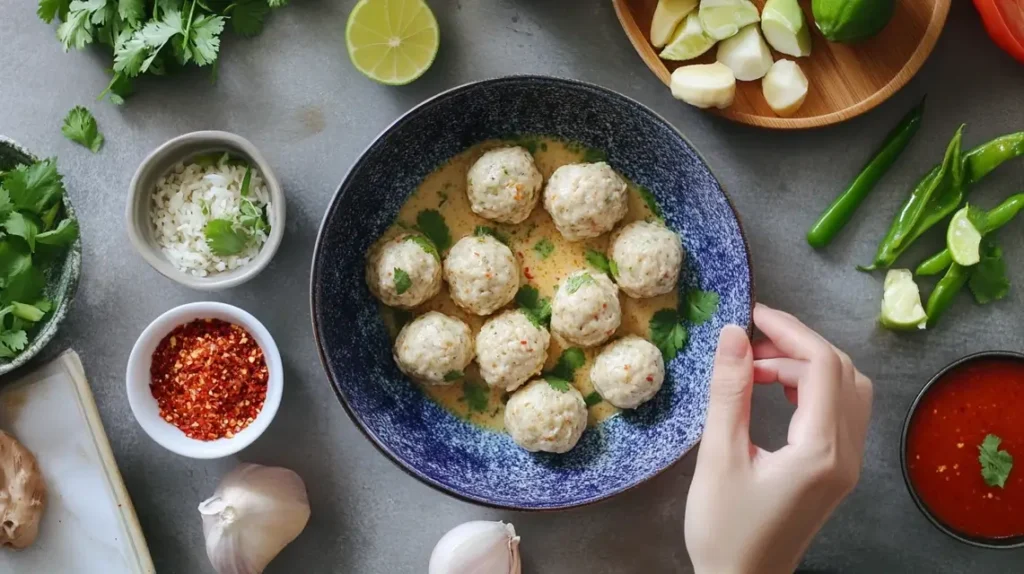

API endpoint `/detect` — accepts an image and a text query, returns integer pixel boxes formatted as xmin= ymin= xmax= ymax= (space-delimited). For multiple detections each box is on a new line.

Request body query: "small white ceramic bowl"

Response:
xmin=126 ymin=131 xmax=286 ymax=291
xmin=126 ymin=302 xmax=283 ymax=459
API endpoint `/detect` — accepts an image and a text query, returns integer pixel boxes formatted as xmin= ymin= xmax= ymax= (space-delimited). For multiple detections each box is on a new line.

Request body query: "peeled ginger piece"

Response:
xmin=716 ymin=24 xmax=774 ymax=81
xmin=651 ymin=0 xmax=699 ymax=48
xmin=762 ymin=59 xmax=808 ymax=116
xmin=670 ymin=62 xmax=736 ymax=109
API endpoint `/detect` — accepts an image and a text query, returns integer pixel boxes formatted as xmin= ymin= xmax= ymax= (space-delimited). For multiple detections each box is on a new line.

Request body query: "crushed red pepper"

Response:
xmin=150 ymin=319 xmax=268 ymax=441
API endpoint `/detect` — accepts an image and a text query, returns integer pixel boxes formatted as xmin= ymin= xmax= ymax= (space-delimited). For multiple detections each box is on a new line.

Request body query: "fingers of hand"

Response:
xmin=753 ymin=357 xmax=807 ymax=386
xmin=703 ymin=324 xmax=754 ymax=458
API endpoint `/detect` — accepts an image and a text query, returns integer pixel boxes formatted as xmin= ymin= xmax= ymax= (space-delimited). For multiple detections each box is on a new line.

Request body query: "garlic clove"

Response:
xmin=429 ymin=520 xmax=521 ymax=574
xmin=199 ymin=464 xmax=311 ymax=574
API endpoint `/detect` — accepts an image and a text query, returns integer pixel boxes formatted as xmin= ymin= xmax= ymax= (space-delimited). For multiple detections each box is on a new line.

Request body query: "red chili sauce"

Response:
xmin=906 ymin=358 xmax=1024 ymax=539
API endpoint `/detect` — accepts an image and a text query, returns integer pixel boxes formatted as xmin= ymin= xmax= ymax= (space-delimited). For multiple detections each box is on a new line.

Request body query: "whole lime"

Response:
xmin=812 ymin=0 xmax=895 ymax=43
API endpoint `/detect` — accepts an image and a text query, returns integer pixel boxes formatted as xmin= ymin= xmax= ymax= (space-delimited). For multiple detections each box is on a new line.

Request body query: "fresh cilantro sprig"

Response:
xmin=685 ymin=290 xmax=720 ymax=325
xmin=564 ymin=272 xmax=595 ymax=294
xmin=474 ymin=225 xmax=509 ymax=245
xmin=462 ymin=380 xmax=489 ymax=413
xmin=393 ymin=268 xmax=411 ymax=295
xmin=61 ymin=106 xmax=104 ymax=153
xmin=584 ymin=391 xmax=603 ymax=407
xmin=649 ymin=288 xmax=720 ymax=362
xmin=516 ymin=285 xmax=551 ymax=328
xmin=968 ymin=238 xmax=1010 ymax=305
xmin=585 ymin=249 xmax=618 ymax=278
xmin=533 ymin=238 xmax=554 ymax=259
xmin=979 ymin=434 xmax=1013 ymax=489
xmin=415 ymin=209 xmax=451 ymax=252
xmin=405 ymin=234 xmax=440 ymax=261
xmin=443 ymin=370 xmax=464 ymax=382
xmin=543 ymin=347 xmax=585 ymax=392
xmin=636 ymin=186 xmax=664 ymax=221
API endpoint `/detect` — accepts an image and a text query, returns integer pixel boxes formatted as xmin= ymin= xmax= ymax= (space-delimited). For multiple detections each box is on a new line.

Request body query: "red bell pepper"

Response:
xmin=974 ymin=0 xmax=1024 ymax=64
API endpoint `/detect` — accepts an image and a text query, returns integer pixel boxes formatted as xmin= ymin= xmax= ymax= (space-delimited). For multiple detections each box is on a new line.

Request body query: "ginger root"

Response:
xmin=0 ymin=430 xmax=46 ymax=549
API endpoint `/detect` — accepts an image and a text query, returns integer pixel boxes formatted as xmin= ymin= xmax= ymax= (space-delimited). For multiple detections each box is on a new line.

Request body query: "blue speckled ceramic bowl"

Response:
xmin=311 ymin=76 xmax=753 ymax=510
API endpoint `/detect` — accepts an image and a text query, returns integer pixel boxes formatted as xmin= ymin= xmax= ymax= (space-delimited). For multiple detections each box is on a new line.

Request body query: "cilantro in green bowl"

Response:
xmin=0 ymin=137 xmax=82 ymax=374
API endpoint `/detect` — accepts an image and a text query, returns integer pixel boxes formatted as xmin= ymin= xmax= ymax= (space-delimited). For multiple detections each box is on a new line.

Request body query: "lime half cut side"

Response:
xmin=346 ymin=0 xmax=440 ymax=85
xmin=881 ymin=269 xmax=927 ymax=331
xmin=947 ymin=206 xmax=983 ymax=266
xmin=698 ymin=0 xmax=761 ymax=41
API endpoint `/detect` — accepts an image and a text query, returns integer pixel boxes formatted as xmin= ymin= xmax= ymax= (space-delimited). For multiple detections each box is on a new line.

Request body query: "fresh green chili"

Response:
xmin=925 ymin=262 xmax=971 ymax=328
xmin=807 ymin=98 xmax=925 ymax=248
xmin=916 ymin=193 xmax=1024 ymax=276
xmin=867 ymin=131 xmax=1024 ymax=270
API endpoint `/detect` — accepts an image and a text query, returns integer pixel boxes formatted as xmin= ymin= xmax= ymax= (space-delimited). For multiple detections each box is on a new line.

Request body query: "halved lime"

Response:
xmin=346 ymin=0 xmax=439 ymax=85
xmin=698 ymin=0 xmax=761 ymax=41
xmin=947 ymin=206 xmax=982 ymax=266
xmin=881 ymin=269 xmax=927 ymax=331
xmin=660 ymin=13 xmax=716 ymax=61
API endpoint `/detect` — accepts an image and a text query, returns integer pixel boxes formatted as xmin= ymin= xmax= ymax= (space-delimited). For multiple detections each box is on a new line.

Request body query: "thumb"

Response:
xmin=701 ymin=324 xmax=754 ymax=458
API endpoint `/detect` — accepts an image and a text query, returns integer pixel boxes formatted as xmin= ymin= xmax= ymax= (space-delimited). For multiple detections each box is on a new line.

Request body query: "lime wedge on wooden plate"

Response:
xmin=698 ymin=0 xmax=761 ymax=41
xmin=660 ymin=13 xmax=716 ymax=61
xmin=947 ymin=206 xmax=983 ymax=266
xmin=881 ymin=269 xmax=927 ymax=331
xmin=651 ymin=0 xmax=699 ymax=48
xmin=346 ymin=0 xmax=439 ymax=85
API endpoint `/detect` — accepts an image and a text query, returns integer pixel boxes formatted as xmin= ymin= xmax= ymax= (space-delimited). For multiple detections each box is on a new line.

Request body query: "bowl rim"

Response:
xmin=308 ymin=74 xmax=756 ymax=510
xmin=124 ymin=130 xmax=286 ymax=291
xmin=899 ymin=350 xmax=1024 ymax=549
xmin=125 ymin=301 xmax=283 ymax=459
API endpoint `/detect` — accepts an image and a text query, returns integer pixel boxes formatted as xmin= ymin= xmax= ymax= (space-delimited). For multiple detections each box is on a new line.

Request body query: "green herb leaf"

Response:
xmin=564 ymin=272 xmax=595 ymax=294
xmin=3 ymin=213 xmax=40 ymax=252
xmin=393 ymin=267 xmax=411 ymax=295
xmin=533 ymin=238 xmax=554 ymax=259
xmin=968 ymin=238 xmax=1010 ymax=305
xmin=684 ymin=290 xmax=720 ymax=325
xmin=515 ymin=285 xmax=551 ymax=328
xmin=462 ymin=380 xmax=489 ymax=413
xmin=57 ymin=1 xmax=101 ymax=51
xmin=61 ymin=106 xmax=104 ymax=153
xmin=267 ymin=0 xmax=286 ymax=7
xmin=443 ymin=370 xmax=464 ymax=382
xmin=474 ymin=225 xmax=509 ymax=245
xmin=38 ymin=0 xmax=71 ymax=23
xmin=650 ymin=309 xmax=688 ymax=361
xmin=390 ymin=307 xmax=413 ymax=331
xmin=36 ymin=218 xmax=79 ymax=247
xmin=581 ymin=147 xmax=607 ymax=163
xmin=415 ymin=209 xmax=451 ymax=252
xmin=239 ymin=166 xmax=252 ymax=197
xmin=0 ymin=330 xmax=29 ymax=358
xmin=636 ymin=186 xmax=664 ymax=221
xmin=182 ymin=13 xmax=225 ymax=66
xmin=113 ymin=8 xmax=184 ymax=77
xmin=979 ymin=434 xmax=1013 ymax=489
xmin=403 ymin=234 xmax=440 ymax=262
xmin=585 ymin=249 xmax=614 ymax=276
xmin=547 ymin=347 xmax=585 ymax=382
xmin=965 ymin=205 xmax=988 ymax=233
xmin=544 ymin=376 xmax=572 ymax=392
xmin=11 ymin=302 xmax=47 ymax=323
xmin=2 ymin=159 xmax=65 ymax=215
xmin=204 ymin=219 xmax=250 ymax=255
xmin=117 ymin=0 xmax=144 ymax=24
xmin=230 ymin=0 xmax=270 ymax=37
xmin=584 ymin=391 xmax=603 ymax=407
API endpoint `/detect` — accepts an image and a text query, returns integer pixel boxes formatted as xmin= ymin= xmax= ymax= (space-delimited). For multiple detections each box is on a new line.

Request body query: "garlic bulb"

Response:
xmin=198 ymin=464 xmax=311 ymax=574
xmin=428 ymin=520 xmax=521 ymax=574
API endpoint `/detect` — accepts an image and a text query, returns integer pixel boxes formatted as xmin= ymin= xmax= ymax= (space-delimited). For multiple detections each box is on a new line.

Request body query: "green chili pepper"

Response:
xmin=867 ymin=131 xmax=1024 ymax=270
xmin=865 ymin=126 xmax=964 ymax=270
xmin=925 ymin=262 xmax=971 ymax=328
xmin=916 ymin=193 xmax=1024 ymax=276
xmin=807 ymin=99 xmax=925 ymax=248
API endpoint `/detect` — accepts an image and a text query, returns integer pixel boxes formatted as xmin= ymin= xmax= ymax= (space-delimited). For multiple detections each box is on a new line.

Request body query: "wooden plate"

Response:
xmin=613 ymin=0 xmax=951 ymax=129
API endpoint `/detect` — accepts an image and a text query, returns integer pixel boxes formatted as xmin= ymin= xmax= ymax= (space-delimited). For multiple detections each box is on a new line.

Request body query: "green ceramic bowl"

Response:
xmin=0 ymin=136 xmax=82 ymax=376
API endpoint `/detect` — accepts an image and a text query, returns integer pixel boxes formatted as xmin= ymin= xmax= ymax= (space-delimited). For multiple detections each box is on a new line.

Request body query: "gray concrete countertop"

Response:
xmin=2 ymin=0 xmax=1023 ymax=571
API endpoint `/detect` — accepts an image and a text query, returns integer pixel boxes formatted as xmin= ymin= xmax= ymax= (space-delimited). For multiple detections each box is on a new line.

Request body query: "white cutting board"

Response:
xmin=0 ymin=350 xmax=155 ymax=574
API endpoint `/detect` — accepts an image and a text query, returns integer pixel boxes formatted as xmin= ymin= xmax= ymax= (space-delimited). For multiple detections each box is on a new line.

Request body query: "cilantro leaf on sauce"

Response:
xmin=462 ymin=380 xmax=489 ymax=413
xmin=979 ymin=434 xmax=1013 ymax=489
xmin=515 ymin=285 xmax=551 ymax=328
xmin=585 ymin=249 xmax=618 ymax=278
xmin=543 ymin=347 xmax=586 ymax=392
xmin=533 ymin=238 xmax=554 ymax=259
xmin=443 ymin=370 xmax=464 ymax=382
xmin=584 ymin=391 xmax=603 ymax=407
xmin=415 ymin=209 xmax=451 ymax=252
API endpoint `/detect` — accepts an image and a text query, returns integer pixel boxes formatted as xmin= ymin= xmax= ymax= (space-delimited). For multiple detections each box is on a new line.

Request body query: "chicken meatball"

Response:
xmin=550 ymin=270 xmax=621 ymax=347
xmin=475 ymin=310 xmax=551 ymax=392
xmin=466 ymin=146 xmax=543 ymax=224
xmin=543 ymin=162 xmax=628 ymax=241
xmin=504 ymin=379 xmax=588 ymax=453
xmin=393 ymin=311 xmax=474 ymax=385
xmin=608 ymin=221 xmax=684 ymax=299
xmin=443 ymin=234 xmax=520 ymax=316
xmin=590 ymin=336 xmax=666 ymax=409
xmin=366 ymin=233 xmax=443 ymax=308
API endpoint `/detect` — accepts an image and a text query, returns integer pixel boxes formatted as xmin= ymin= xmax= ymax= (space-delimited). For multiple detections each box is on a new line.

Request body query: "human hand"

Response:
xmin=684 ymin=304 xmax=873 ymax=574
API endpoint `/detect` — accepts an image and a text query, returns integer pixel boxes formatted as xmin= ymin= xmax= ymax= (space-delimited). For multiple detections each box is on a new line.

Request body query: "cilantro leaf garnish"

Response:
xmin=584 ymin=391 xmax=603 ymax=407
xmin=182 ymin=13 xmax=225 ymax=66
xmin=2 ymin=159 xmax=65 ymax=214
xmin=393 ymin=268 xmax=411 ymax=295
xmin=515 ymin=285 xmax=551 ymax=328
xmin=229 ymin=0 xmax=270 ymax=37
xmin=979 ymin=434 xmax=1013 ymax=489
xmin=443 ymin=370 xmax=464 ymax=382
xmin=636 ymin=186 xmax=664 ymax=221
xmin=0 ymin=330 xmax=28 ymax=358
xmin=204 ymin=219 xmax=250 ymax=255
xmin=61 ymin=106 xmax=104 ymax=153
xmin=650 ymin=309 xmax=688 ymax=361
xmin=462 ymin=380 xmax=489 ymax=413
xmin=38 ymin=0 xmax=70 ymax=23
xmin=543 ymin=347 xmax=585 ymax=392
xmin=11 ymin=302 xmax=48 ymax=323
xmin=404 ymin=234 xmax=440 ymax=261
xmin=415 ymin=209 xmax=451 ymax=252
xmin=544 ymin=376 xmax=572 ymax=392
xmin=474 ymin=225 xmax=509 ymax=245
xmin=3 ymin=213 xmax=40 ymax=252
xmin=969 ymin=238 xmax=1010 ymax=305
xmin=585 ymin=249 xmax=618 ymax=277
xmin=581 ymin=147 xmax=607 ymax=163
xmin=533 ymin=238 xmax=554 ymax=259
xmin=36 ymin=218 xmax=79 ymax=247
xmin=564 ymin=272 xmax=595 ymax=294
xmin=684 ymin=290 xmax=720 ymax=325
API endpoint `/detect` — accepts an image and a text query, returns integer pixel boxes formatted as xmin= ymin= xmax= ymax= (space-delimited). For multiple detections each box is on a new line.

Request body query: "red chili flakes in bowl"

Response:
xmin=150 ymin=319 xmax=268 ymax=441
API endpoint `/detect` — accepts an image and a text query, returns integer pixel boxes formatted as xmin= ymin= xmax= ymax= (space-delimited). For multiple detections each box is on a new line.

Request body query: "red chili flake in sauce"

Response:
xmin=524 ymin=267 xmax=534 ymax=280
xmin=150 ymin=319 xmax=268 ymax=441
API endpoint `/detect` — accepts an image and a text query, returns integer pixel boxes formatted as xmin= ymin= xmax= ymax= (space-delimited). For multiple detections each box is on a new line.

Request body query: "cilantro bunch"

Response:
xmin=37 ymin=0 xmax=288 ymax=103
xmin=0 ymin=159 xmax=80 ymax=358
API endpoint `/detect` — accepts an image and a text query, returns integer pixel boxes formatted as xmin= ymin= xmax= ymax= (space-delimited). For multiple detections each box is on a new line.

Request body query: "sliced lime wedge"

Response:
xmin=660 ymin=13 xmax=716 ymax=61
xmin=698 ymin=0 xmax=761 ymax=41
xmin=346 ymin=0 xmax=440 ymax=85
xmin=761 ymin=0 xmax=812 ymax=57
xmin=881 ymin=269 xmax=927 ymax=331
xmin=651 ymin=0 xmax=699 ymax=48
xmin=947 ymin=206 xmax=983 ymax=266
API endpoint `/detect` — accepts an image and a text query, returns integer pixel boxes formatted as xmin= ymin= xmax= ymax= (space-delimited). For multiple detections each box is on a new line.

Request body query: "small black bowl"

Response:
xmin=900 ymin=350 xmax=1024 ymax=549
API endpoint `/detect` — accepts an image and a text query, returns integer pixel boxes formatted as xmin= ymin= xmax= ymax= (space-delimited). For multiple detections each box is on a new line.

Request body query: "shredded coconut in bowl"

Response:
xmin=150 ymin=155 xmax=273 ymax=277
